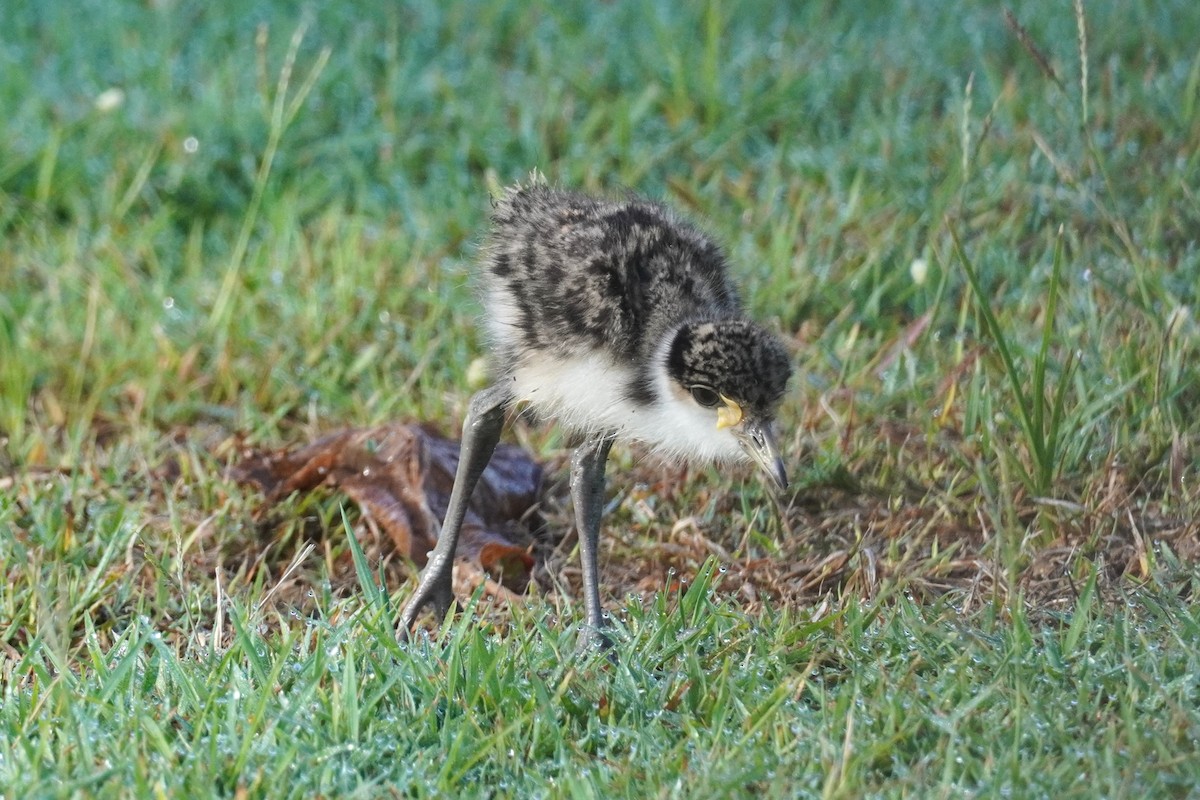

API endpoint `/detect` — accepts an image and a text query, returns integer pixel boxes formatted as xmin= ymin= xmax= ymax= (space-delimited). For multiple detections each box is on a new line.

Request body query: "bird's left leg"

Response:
xmin=398 ymin=382 xmax=511 ymax=639
xmin=570 ymin=433 xmax=615 ymax=648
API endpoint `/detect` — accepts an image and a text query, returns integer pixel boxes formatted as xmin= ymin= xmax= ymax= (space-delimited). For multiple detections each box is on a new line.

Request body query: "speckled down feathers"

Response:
xmin=483 ymin=185 xmax=739 ymax=362
xmin=479 ymin=181 xmax=792 ymax=459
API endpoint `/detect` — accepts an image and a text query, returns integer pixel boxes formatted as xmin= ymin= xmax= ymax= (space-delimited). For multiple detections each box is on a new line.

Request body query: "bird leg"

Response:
xmin=570 ymin=433 xmax=615 ymax=648
xmin=398 ymin=382 xmax=511 ymax=639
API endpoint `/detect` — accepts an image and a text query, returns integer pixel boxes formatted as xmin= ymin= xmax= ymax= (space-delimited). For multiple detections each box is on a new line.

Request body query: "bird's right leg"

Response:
xmin=570 ymin=433 xmax=615 ymax=650
xmin=398 ymin=382 xmax=511 ymax=639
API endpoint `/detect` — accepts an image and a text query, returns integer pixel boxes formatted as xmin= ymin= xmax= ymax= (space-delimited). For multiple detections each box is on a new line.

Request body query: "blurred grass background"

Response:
xmin=2 ymin=0 xmax=1199 ymax=796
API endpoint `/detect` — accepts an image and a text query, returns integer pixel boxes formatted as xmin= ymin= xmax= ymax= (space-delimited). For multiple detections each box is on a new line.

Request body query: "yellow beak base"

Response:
xmin=715 ymin=395 xmax=744 ymax=430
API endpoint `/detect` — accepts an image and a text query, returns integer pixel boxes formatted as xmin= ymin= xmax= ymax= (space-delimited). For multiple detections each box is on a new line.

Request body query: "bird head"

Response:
xmin=666 ymin=320 xmax=793 ymax=490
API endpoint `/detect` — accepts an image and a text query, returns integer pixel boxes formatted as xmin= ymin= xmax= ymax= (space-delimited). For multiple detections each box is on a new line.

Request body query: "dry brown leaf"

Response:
xmin=231 ymin=423 xmax=543 ymax=592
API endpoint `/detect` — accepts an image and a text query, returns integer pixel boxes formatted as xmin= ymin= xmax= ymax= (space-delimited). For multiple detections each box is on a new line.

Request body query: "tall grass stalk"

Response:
xmin=950 ymin=224 xmax=1076 ymax=496
xmin=207 ymin=22 xmax=330 ymax=348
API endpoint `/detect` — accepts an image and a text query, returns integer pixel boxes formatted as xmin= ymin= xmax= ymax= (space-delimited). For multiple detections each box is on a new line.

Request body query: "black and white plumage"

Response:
xmin=399 ymin=180 xmax=793 ymax=646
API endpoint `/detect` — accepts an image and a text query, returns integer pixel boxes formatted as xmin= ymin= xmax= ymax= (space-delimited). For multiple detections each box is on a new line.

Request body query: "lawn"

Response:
xmin=2 ymin=0 xmax=1199 ymax=796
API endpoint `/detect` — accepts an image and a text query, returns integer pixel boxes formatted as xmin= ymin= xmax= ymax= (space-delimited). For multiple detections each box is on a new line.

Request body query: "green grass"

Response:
xmin=2 ymin=0 xmax=1200 ymax=796
xmin=6 ymin=562 xmax=1200 ymax=797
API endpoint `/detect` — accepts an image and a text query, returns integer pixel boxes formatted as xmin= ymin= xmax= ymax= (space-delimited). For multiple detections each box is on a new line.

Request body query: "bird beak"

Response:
xmin=734 ymin=419 xmax=788 ymax=492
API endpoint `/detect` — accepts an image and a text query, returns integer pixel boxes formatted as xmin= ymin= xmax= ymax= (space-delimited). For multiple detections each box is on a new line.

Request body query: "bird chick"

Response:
xmin=399 ymin=181 xmax=793 ymax=645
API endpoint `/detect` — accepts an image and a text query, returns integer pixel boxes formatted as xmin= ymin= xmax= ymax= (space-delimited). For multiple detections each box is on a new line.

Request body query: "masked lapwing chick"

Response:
xmin=398 ymin=181 xmax=793 ymax=646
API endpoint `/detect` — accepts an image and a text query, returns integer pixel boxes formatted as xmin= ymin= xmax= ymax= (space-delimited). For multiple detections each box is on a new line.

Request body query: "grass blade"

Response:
xmin=949 ymin=223 xmax=1046 ymax=481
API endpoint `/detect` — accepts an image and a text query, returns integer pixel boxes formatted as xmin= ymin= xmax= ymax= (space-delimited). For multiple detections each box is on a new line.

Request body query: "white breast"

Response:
xmin=509 ymin=351 xmax=746 ymax=464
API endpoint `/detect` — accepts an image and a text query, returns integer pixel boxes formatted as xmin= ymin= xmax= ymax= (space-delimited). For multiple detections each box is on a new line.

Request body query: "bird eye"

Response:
xmin=689 ymin=385 xmax=721 ymax=408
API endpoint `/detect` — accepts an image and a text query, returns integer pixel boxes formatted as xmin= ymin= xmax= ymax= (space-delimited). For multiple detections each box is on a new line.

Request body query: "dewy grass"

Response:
xmin=1 ymin=0 xmax=1199 ymax=796
xmin=6 ymin=572 xmax=1198 ymax=797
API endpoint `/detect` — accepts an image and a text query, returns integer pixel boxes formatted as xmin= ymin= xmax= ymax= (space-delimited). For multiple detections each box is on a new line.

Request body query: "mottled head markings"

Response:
xmin=667 ymin=319 xmax=792 ymax=422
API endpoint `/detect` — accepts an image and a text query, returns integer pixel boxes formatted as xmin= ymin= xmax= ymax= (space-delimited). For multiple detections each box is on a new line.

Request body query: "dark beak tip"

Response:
xmin=756 ymin=455 xmax=788 ymax=493
xmin=737 ymin=423 xmax=789 ymax=494
xmin=773 ymin=464 xmax=789 ymax=493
